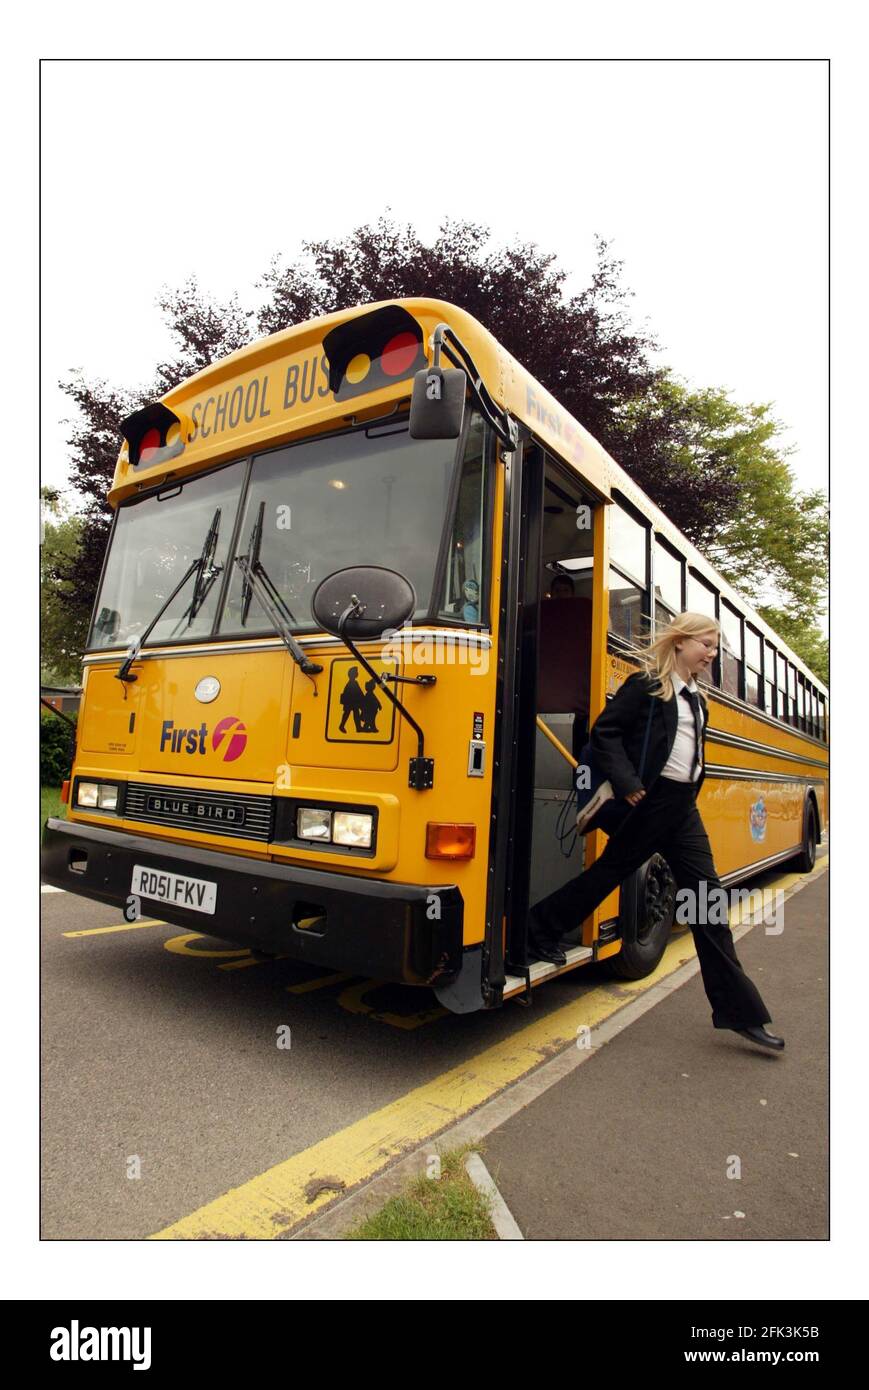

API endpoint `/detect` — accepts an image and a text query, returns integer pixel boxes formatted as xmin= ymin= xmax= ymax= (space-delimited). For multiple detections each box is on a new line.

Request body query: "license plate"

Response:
xmin=130 ymin=864 xmax=217 ymax=915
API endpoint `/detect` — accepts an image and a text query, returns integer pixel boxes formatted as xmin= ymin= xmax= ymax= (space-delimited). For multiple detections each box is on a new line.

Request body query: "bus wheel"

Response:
xmin=793 ymin=800 xmax=818 ymax=873
xmin=607 ymin=853 xmax=676 ymax=980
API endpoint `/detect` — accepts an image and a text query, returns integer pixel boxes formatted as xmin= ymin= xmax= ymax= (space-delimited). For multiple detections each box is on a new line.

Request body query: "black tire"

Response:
xmin=793 ymin=799 xmax=818 ymax=874
xmin=607 ymin=853 xmax=677 ymax=979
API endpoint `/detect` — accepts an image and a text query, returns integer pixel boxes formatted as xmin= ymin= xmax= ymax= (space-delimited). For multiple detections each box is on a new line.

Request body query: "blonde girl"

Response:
xmin=528 ymin=612 xmax=783 ymax=1050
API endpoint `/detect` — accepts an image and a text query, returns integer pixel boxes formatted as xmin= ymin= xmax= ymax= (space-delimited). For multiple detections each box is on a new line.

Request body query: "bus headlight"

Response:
xmin=332 ymin=812 xmax=373 ymax=848
xmin=75 ymin=780 xmax=120 ymax=812
xmin=298 ymin=808 xmax=332 ymax=840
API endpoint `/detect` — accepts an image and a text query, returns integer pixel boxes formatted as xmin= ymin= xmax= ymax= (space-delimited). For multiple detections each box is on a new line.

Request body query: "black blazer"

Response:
xmin=590 ymin=670 xmax=709 ymax=799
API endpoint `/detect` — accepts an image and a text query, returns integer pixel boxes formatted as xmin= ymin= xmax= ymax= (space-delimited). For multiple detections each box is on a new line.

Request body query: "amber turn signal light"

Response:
xmin=60 ymin=780 xmax=70 ymax=805
xmin=425 ymin=823 xmax=476 ymax=860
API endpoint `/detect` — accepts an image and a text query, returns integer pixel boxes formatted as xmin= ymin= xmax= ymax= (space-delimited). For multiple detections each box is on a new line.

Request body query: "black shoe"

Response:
xmin=522 ymin=900 xmax=570 ymax=967
xmin=733 ymin=1024 xmax=785 ymax=1051
xmin=527 ymin=911 xmax=568 ymax=966
xmin=529 ymin=935 xmax=568 ymax=965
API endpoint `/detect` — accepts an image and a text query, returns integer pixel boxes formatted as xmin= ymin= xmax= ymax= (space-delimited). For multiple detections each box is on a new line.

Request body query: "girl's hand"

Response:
xmin=625 ymin=789 xmax=646 ymax=806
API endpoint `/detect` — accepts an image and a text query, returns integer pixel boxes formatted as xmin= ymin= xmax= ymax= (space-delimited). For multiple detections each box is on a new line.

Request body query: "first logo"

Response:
xmin=211 ymin=715 xmax=248 ymax=762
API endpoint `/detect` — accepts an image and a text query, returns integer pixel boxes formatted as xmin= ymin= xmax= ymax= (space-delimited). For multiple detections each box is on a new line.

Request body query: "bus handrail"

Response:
xmin=535 ymin=716 xmax=578 ymax=770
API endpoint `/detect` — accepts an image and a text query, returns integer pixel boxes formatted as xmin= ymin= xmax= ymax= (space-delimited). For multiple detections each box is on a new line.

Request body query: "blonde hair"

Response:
xmin=632 ymin=611 xmax=721 ymax=700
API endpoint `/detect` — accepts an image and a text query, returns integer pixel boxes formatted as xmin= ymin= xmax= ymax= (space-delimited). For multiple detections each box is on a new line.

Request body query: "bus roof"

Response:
xmin=111 ymin=296 xmax=827 ymax=695
xmin=110 ymin=296 xmax=617 ymax=504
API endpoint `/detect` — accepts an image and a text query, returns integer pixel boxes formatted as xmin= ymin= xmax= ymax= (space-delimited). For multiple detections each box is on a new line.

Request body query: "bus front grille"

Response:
xmin=123 ymin=782 xmax=274 ymax=842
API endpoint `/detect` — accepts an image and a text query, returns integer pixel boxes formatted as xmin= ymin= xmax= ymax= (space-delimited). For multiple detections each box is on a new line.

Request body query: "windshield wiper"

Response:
xmin=168 ymin=507 xmax=223 ymax=637
xmin=116 ymin=508 xmax=223 ymax=684
xmin=233 ymin=516 xmax=323 ymax=686
xmin=239 ymin=500 xmax=265 ymax=627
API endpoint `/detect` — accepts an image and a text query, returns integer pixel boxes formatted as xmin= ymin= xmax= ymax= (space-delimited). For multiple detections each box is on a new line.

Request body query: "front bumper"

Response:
xmin=41 ymin=819 xmax=464 ymax=987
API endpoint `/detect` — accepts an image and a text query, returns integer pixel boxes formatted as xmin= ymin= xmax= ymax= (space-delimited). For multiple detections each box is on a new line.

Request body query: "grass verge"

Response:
xmin=344 ymin=1144 xmax=498 ymax=1241
xmin=41 ymin=786 xmax=64 ymax=841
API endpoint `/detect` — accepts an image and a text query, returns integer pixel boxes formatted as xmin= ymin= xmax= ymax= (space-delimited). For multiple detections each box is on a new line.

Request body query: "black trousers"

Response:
xmin=532 ymin=776 xmax=772 ymax=1030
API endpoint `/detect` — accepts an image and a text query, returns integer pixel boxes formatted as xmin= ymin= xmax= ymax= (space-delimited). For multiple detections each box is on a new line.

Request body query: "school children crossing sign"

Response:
xmin=325 ymin=657 xmax=398 ymax=745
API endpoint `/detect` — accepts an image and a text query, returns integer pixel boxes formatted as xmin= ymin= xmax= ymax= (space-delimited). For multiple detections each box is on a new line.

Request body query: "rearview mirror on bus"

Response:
xmin=408 ymin=365 xmax=466 ymax=439
xmin=311 ymin=566 xmax=417 ymax=640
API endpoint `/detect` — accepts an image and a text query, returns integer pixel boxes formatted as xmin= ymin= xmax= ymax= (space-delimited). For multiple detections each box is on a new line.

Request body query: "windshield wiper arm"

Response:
xmin=116 ymin=508 xmax=223 ymax=684
xmin=239 ymin=500 xmax=265 ymax=627
xmin=234 ymin=553 xmax=323 ymax=685
xmin=168 ymin=507 xmax=223 ymax=637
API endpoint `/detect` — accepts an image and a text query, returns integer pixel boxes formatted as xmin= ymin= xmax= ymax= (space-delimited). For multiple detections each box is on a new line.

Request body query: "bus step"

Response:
xmin=503 ymin=945 xmax=594 ymax=998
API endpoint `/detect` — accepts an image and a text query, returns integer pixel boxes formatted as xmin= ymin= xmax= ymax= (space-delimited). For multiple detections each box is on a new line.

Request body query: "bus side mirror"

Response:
xmin=408 ymin=366 xmax=466 ymax=439
xmin=311 ymin=566 xmax=417 ymax=640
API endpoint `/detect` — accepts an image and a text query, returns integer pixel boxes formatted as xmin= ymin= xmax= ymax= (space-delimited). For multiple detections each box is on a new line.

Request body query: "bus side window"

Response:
xmin=744 ymin=625 xmax=762 ymax=706
xmin=608 ymin=498 xmax=649 ymax=643
xmin=687 ymin=571 xmax=719 ymax=685
xmin=653 ymin=537 xmax=683 ymax=633
xmin=787 ymin=663 xmax=797 ymax=725
xmin=763 ymin=640 xmax=776 ymax=715
xmin=720 ymin=601 xmax=743 ymax=698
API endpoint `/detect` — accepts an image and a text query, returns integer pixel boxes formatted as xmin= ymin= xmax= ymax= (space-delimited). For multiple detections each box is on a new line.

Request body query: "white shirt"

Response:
xmin=660 ymin=672 xmax=706 ymax=783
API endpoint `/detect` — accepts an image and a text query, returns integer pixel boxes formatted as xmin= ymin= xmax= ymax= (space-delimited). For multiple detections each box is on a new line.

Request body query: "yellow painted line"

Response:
xmin=219 ymin=954 xmax=287 ymax=972
xmin=63 ymin=919 xmax=165 ymax=938
xmin=163 ymin=933 xmax=249 ymax=959
xmin=149 ymin=861 xmax=826 ymax=1240
xmin=286 ymin=971 xmax=354 ymax=994
xmin=335 ymin=978 xmax=448 ymax=1028
xmin=148 ymin=961 xmax=663 ymax=1240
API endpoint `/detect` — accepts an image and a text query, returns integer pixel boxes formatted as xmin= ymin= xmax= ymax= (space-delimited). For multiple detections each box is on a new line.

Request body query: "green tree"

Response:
xmin=755 ymin=606 xmax=829 ymax=685
xmin=692 ymin=394 xmax=829 ymax=626
xmin=256 ymin=219 xmax=742 ymax=542
xmin=40 ymin=488 xmax=89 ymax=685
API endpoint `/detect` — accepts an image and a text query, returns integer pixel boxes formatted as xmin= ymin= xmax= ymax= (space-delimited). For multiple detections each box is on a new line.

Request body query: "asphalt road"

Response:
xmin=40 ymin=854 xmax=828 ymax=1239
xmin=40 ymin=888 xmax=610 ymax=1237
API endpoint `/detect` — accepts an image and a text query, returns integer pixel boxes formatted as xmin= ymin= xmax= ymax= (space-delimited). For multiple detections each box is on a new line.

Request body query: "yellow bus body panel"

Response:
xmin=71 ymin=635 xmax=501 ymax=944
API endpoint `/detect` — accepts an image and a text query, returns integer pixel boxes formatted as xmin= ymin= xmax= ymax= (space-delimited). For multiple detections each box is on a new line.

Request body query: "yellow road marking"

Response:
xmin=336 ymin=978 xmax=448 ymax=1028
xmin=148 ymin=958 xmax=667 ymax=1239
xmin=52 ymin=856 xmax=811 ymax=1239
xmin=139 ymin=900 xmax=773 ymax=1232
xmin=63 ymin=919 xmax=165 ymax=938
xmin=287 ymin=972 xmax=354 ymax=994
xmin=219 ymin=953 xmax=289 ymax=972
xmin=163 ymin=933 xmax=250 ymax=959
xmin=150 ymin=861 xmax=826 ymax=1240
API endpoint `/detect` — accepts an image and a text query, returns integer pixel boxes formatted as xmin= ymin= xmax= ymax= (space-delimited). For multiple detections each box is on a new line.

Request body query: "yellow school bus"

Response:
xmin=42 ymin=298 xmax=828 ymax=1011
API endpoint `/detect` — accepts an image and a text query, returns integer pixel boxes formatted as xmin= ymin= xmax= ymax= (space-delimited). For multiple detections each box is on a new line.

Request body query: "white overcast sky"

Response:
xmin=41 ymin=58 xmax=828 ymax=503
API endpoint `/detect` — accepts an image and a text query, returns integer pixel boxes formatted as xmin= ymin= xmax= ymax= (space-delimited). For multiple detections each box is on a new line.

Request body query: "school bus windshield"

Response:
xmin=89 ymin=412 xmax=489 ymax=649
